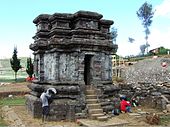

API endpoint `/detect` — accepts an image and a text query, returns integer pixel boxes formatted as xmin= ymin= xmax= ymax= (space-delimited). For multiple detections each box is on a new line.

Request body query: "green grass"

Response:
xmin=0 ymin=97 xmax=25 ymax=106
xmin=0 ymin=117 xmax=8 ymax=126
xmin=160 ymin=114 xmax=170 ymax=126
xmin=0 ymin=78 xmax=26 ymax=83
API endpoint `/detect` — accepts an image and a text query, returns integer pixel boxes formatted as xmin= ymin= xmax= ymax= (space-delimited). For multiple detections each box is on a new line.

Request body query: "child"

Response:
xmin=120 ymin=96 xmax=132 ymax=113
xmin=132 ymin=98 xmax=139 ymax=107
xmin=40 ymin=88 xmax=57 ymax=122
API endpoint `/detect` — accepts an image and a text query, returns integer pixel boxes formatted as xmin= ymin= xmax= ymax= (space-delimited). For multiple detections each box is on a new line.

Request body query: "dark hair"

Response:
xmin=120 ymin=95 xmax=126 ymax=100
xmin=49 ymin=90 xmax=55 ymax=94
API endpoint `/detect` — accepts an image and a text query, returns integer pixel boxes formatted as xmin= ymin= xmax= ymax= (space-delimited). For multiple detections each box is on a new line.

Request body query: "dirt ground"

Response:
xmin=11 ymin=105 xmax=168 ymax=127
xmin=12 ymin=106 xmax=79 ymax=127
xmin=0 ymin=82 xmax=30 ymax=92
xmin=1 ymin=82 xmax=170 ymax=126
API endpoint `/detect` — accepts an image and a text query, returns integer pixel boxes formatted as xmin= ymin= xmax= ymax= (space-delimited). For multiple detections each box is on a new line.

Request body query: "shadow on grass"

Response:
xmin=0 ymin=78 xmax=26 ymax=83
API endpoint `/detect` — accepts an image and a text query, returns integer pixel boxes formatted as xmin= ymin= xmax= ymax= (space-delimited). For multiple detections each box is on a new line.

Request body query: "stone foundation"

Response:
xmin=25 ymin=95 xmax=42 ymax=118
xmin=26 ymin=94 xmax=86 ymax=121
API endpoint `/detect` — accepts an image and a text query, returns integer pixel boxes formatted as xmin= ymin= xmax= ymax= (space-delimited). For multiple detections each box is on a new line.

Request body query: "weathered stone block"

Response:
xmin=25 ymin=95 xmax=42 ymax=118
xmin=166 ymin=104 xmax=170 ymax=112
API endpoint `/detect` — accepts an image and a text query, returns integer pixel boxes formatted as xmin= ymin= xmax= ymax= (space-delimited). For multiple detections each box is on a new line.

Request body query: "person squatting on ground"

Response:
xmin=120 ymin=96 xmax=132 ymax=113
xmin=40 ymin=88 xmax=57 ymax=122
xmin=131 ymin=97 xmax=139 ymax=107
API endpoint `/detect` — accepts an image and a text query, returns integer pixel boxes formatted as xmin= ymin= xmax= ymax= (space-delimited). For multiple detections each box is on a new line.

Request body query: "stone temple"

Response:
xmin=26 ymin=10 xmax=118 ymax=121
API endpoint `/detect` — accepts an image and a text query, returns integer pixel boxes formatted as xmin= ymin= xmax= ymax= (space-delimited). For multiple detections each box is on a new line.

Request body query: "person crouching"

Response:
xmin=120 ymin=96 xmax=132 ymax=113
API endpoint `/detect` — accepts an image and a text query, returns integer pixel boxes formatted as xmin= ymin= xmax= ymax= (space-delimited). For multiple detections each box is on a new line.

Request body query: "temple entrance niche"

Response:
xmin=84 ymin=54 xmax=93 ymax=85
xmin=26 ymin=10 xmax=117 ymax=121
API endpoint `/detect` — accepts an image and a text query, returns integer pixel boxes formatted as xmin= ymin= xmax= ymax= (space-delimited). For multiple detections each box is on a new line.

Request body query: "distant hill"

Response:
xmin=0 ymin=57 xmax=28 ymax=81
xmin=0 ymin=57 xmax=27 ymax=70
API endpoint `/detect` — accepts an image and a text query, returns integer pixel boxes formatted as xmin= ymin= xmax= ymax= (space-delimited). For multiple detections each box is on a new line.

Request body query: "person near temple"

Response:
xmin=40 ymin=88 xmax=57 ymax=122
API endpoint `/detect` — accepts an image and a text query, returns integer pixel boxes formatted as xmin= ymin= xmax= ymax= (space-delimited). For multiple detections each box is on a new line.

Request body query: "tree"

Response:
xmin=10 ymin=47 xmax=22 ymax=81
xmin=111 ymin=27 xmax=118 ymax=44
xmin=26 ymin=57 xmax=34 ymax=78
xmin=128 ymin=37 xmax=135 ymax=43
xmin=140 ymin=44 xmax=150 ymax=56
xmin=111 ymin=27 xmax=118 ymax=54
xmin=137 ymin=2 xmax=155 ymax=54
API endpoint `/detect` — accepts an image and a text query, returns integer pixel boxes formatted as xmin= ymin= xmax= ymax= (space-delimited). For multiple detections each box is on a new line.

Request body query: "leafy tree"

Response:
xmin=26 ymin=57 xmax=34 ymax=78
xmin=158 ymin=47 xmax=170 ymax=55
xmin=128 ymin=37 xmax=135 ymax=43
xmin=137 ymin=2 xmax=155 ymax=53
xmin=111 ymin=27 xmax=118 ymax=54
xmin=10 ymin=47 xmax=22 ymax=81
xmin=111 ymin=27 xmax=118 ymax=44
xmin=140 ymin=44 xmax=150 ymax=56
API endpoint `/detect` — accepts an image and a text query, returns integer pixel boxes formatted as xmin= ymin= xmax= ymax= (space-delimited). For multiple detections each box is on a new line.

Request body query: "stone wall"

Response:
xmin=92 ymin=82 xmax=170 ymax=113
xmin=44 ymin=53 xmax=57 ymax=81
xmin=34 ymin=51 xmax=113 ymax=84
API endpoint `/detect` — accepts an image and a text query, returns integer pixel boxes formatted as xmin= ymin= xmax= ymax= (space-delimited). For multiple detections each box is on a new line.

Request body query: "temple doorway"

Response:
xmin=84 ymin=55 xmax=93 ymax=85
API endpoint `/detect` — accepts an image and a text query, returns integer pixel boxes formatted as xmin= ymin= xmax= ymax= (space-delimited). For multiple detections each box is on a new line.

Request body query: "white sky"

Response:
xmin=0 ymin=0 xmax=169 ymax=58
xmin=117 ymin=0 xmax=170 ymax=56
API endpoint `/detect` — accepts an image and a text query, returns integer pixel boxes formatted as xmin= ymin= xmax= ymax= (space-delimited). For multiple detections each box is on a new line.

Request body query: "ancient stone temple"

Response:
xmin=26 ymin=10 xmax=118 ymax=121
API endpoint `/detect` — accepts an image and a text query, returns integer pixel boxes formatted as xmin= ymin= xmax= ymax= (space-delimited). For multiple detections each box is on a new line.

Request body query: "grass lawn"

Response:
xmin=0 ymin=77 xmax=26 ymax=83
xmin=0 ymin=97 xmax=25 ymax=106
xmin=160 ymin=114 xmax=170 ymax=126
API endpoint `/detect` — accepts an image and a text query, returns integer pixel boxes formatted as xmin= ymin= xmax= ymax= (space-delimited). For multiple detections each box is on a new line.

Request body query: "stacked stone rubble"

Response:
xmin=94 ymin=82 xmax=170 ymax=113
xmin=122 ymin=57 xmax=170 ymax=83
xmin=98 ymin=57 xmax=170 ymax=113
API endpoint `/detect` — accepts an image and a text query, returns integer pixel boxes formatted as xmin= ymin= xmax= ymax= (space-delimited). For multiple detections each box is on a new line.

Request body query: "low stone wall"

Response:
xmin=94 ymin=82 xmax=170 ymax=113
xmin=118 ymin=82 xmax=170 ymax=111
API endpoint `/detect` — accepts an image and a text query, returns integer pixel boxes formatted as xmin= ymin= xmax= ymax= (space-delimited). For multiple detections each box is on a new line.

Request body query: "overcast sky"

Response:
xmin=0 ymin=0 xmax=169 ymax=58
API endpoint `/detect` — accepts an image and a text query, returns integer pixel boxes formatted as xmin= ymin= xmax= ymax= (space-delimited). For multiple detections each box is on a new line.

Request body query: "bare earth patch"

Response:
xmin=0 ymin=82 xmax=30 ymax=98
xmin=0 ymin=82 xmax=30 ymax=92
xmin=12 ymin=106 xmax=79 ymax=127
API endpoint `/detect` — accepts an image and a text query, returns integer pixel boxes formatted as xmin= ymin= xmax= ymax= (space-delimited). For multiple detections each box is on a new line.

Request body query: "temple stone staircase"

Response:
xmin=86 ymin=86 xmax=108 ymax=121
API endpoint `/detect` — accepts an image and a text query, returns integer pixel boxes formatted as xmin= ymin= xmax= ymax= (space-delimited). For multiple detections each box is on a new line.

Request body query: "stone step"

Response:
xmin=87 ymin=104 xmax=101 ymax=109
xmin=89 ymin=109 xmax=103 ymax=114
xmin=91 ymin=113 xmax=105 ymax=119
xmin=85 ymin=86 xmax=107 ymax=121
xmin=86 ymin=99 xmax=98 ymax=104
xmin=86 ymin=85 xmax=93 ymax=90
xmin=97 ymin=116 xmax=108 ymax=121
xmin=86 ymin=95 xmax=97 ymax=99
xmin=86 ymin=90 xmax=95 ymax=95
